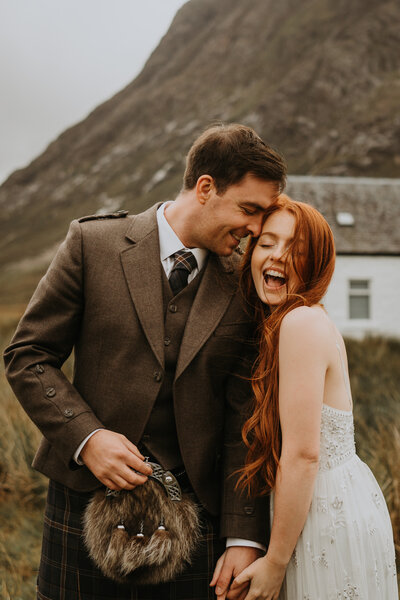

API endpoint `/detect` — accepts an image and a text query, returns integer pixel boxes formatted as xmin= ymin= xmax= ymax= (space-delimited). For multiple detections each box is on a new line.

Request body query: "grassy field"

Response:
xmin=0 ymin=307 xmax=46 ymax=600
xmin=0 ymin=308 xmax=399 ymax=598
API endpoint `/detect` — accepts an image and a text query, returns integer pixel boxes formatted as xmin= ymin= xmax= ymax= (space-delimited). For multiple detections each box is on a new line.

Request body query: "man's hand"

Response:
xmin=80 ymin=429 xmax=152 ymax=490
xmin=210 ymin=546 xmax=263 ymax=600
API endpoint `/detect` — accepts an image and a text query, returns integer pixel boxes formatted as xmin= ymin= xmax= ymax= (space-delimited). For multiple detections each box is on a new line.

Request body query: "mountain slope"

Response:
xmin=0 ymin=0 xmax=399 ymax=303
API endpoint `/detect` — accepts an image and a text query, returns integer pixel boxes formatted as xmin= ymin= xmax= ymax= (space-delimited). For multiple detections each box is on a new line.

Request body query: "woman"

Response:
xmin=213 ymin=195 xmax=398 ymax=599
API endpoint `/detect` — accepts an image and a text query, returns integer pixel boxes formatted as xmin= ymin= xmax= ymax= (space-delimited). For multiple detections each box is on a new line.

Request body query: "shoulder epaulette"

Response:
xmin=78 ymin=210 xmax=128 ymax=223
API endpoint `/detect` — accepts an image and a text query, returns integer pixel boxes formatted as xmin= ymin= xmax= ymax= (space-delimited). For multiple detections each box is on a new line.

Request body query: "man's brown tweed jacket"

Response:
xmin=4 ymin=204 xmax=268 ymax=545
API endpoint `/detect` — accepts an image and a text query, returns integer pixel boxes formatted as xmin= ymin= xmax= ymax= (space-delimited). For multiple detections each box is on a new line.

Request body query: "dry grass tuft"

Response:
xmin=356 ymin=418 xmax=400 ymax=556
xmin=0 ymin=312 xmax=46 ymax=599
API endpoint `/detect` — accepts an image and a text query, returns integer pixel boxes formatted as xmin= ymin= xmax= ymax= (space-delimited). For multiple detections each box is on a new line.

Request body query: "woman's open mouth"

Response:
xmin=263 ymin=268 xmax=287 ymax=289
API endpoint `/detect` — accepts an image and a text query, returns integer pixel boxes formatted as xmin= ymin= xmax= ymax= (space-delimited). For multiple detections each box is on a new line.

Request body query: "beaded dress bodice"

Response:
xmin=319 ymin=405 xmax=356 ymax=471
xmin=318 ymin=341 xmax=356 ymax=471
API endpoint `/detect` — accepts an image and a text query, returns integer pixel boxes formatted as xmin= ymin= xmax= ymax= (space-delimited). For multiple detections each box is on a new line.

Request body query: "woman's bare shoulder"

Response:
xmin=280 ymin=305 xmax=332 ymax=348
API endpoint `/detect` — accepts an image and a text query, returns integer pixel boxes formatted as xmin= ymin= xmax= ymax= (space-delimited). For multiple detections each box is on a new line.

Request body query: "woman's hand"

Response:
xmin=230 ymin=555 xmax=286 ymax=600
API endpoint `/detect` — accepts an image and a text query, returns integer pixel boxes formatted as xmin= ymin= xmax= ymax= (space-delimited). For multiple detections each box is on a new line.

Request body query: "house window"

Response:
xmin=349 ymin=280 xmax=370 ymax=319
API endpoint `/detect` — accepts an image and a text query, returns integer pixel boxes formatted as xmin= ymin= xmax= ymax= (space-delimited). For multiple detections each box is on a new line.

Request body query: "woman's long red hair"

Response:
xmin=237 ymin=195 xmax=336 ymax=496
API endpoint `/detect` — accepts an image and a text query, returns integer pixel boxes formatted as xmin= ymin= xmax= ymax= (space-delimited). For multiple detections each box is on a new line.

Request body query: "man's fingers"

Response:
xmin=217 ymin=547 xmax=263 ymax=600
xmin=122 ymin=439 xmax=153 ymax=475
xmin=215 ymin=566 xmax=233 ymax=598
xmin=102 ymin=463 xmax=149 ymax=490
xmin=102 ymin=477 xmax=117 ymax=490
xmin=210 ymin=553 xmax=226 ymax=587
xmin=120 ymin=466 xmax=148 ymax=488
xmin=80 ymin=429 xmax=153 ymax=487
xmin=93 ymin=461 xmax=148 ymax=490
xmin=228 ymin=573 xmax=251 ymax=600
xmin=125 ymin=452 xmax=153 ymax=476
xmin=231 ymin=572 xmax=249 ymax=588
xmin=227 ymin=581 xmax=249 ymax=600
xmin=227 ymin=584 xmax=249 ymax=600
xmin=122 ymin=437 xmax=145 ymax=459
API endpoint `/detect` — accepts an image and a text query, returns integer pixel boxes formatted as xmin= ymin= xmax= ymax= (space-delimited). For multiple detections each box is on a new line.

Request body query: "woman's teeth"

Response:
xmin=264 ymin=269 xmax=286 ymax=288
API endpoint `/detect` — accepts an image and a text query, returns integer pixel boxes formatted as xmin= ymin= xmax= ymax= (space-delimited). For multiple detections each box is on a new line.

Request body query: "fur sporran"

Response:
xmin=82 ymin=462 xmax=201 ymax=584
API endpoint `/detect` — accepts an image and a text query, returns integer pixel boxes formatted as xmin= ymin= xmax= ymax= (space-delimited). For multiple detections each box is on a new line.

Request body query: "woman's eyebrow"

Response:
xmin=259 ymin=231 xmax=296 ymax=243
xmin=259 ymin=231 xmax=277 ymax=239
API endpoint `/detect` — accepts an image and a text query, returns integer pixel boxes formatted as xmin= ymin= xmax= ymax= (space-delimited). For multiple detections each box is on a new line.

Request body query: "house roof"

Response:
xmin=286 ymin=176 xmax=400 ymax=255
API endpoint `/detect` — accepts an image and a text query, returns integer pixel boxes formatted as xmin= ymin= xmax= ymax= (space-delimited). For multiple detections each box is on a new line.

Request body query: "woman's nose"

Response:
xmin=270 ymin=244 xmax=284 ymax=261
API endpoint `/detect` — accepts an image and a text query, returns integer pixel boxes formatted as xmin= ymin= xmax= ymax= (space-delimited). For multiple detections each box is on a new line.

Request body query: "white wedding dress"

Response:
xmin=276 ymin=348 xmax=398 ymax=599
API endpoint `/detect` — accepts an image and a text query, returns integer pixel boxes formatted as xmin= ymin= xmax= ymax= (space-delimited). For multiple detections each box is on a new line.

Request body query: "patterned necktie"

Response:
xmin=168 ymin=250 xmax=197 ymax=296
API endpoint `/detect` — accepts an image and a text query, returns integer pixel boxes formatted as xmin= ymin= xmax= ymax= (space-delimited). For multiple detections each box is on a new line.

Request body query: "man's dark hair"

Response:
xmin=183 ymin=123 xmax=287 ymax=194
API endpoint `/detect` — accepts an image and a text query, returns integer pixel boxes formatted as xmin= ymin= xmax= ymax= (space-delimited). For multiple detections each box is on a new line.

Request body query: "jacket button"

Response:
xmin=244 ymin=505 xmax=254 ymax=515
xmin=164 ymin=336 xmax=171 ymax=346
xmin=35 ymin=364 xmax=44 ymax=374
xmin=169 ymin=304 xmax=178 ymax=313
xmin=63 ymin=408 xmax=74 ymax=418
xmin=45 ymin=387 xmax=56 ymax=398
xmin=153 ymin=371 xmax=162 ymax=382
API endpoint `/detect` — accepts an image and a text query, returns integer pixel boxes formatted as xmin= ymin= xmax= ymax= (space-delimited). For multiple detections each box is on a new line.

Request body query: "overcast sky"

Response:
xmin=0 ymin=0 xmax=187 ymax=184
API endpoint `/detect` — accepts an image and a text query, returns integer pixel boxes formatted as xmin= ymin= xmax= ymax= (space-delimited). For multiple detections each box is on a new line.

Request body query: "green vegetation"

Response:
xmin=347 ymin=336 xmax=400 ymax=562
xmin=0 ymin=310 xmax=399 ymax=597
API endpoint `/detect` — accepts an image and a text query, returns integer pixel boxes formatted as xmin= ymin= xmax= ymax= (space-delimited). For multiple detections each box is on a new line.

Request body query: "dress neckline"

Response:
xmin=322 ymin=403 xmax=352 ymax=416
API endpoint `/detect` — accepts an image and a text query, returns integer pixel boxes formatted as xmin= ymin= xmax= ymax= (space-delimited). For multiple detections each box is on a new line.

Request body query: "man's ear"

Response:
xmin=195 ymin=175 xmax=215 ymax=204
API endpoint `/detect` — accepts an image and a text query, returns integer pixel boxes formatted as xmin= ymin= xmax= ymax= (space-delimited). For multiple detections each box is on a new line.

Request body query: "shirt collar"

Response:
xmin=157 ymin=203 xmax=208 ymax=269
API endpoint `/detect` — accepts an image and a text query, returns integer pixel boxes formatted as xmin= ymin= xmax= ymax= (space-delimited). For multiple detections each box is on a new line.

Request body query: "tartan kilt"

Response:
xmin=37 ymin=480 xmax=226 ymax=600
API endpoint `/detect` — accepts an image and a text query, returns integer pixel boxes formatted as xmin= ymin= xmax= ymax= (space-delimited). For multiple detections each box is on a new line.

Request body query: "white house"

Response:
xmin=286 ymin=176 xmax=400 ymax=339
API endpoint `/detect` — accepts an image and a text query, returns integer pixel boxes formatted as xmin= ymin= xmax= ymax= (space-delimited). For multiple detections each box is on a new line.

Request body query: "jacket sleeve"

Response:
xmin=220 ymin=341 xmax=270 ymax=546
xmin=3 ymin=220 xmax=104 ymax=468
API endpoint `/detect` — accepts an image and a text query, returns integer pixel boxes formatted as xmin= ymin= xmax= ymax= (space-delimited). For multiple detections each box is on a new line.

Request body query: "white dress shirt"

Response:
xmin=157 ymin=201 xmax=208 ymax=279
xmin=74 ymin=203 xmax=264 ymax=551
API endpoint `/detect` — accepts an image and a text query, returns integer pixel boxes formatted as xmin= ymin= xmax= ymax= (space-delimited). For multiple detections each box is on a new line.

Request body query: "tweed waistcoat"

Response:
xmin=141 ymin=267 xmax=203 ymax=469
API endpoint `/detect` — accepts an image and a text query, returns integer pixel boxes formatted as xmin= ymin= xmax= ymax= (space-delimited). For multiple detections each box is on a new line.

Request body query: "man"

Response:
xmin=4 ymin=123 xmax=286 ymax=599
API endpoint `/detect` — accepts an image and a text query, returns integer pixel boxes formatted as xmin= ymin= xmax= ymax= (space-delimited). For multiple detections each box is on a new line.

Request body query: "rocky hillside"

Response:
xmin=1 ymin=0 xmax=399 ymax=303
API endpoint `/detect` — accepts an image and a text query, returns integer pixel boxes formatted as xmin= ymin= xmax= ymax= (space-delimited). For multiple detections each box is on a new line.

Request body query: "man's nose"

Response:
xmin=247 ymin=214 xmax=264 ymax=237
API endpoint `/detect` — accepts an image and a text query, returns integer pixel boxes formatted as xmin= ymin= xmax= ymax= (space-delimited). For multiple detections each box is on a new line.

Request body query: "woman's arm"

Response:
xmin=232 ymin=306 xmax=330 ymax=599
xmin=266 ymin=306 xmax=328 ymax=565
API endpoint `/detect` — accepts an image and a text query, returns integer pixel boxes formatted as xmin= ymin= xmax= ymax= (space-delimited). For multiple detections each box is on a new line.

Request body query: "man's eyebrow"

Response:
xmin=242 ymin=201 xmax=266 ymax=210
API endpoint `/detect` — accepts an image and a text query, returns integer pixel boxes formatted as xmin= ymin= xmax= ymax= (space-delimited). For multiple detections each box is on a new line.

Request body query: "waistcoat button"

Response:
xmin=45 ymin=387 xmax=56 ymax=398
xmin=164 ymin=336 xmax=171 ymax=346
xmin=153 ymin=371 xmax=162 ymax=382
xmin=169 ymin=304 xmax=178 ymax=313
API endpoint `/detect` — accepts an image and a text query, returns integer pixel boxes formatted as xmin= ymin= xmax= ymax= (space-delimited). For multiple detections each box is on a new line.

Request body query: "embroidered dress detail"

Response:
xmin=275 ymin=402 xmax=398 ymax=599
xmin=319 ymin=405 xmax=355 ymax=471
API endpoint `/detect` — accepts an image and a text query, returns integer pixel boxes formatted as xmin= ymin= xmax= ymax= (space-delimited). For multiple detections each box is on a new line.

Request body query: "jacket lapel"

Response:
xmin=120 ymin=205 xmax=165 ymax=368
xmin=175 ymin=254 xmax=236 ymax=380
